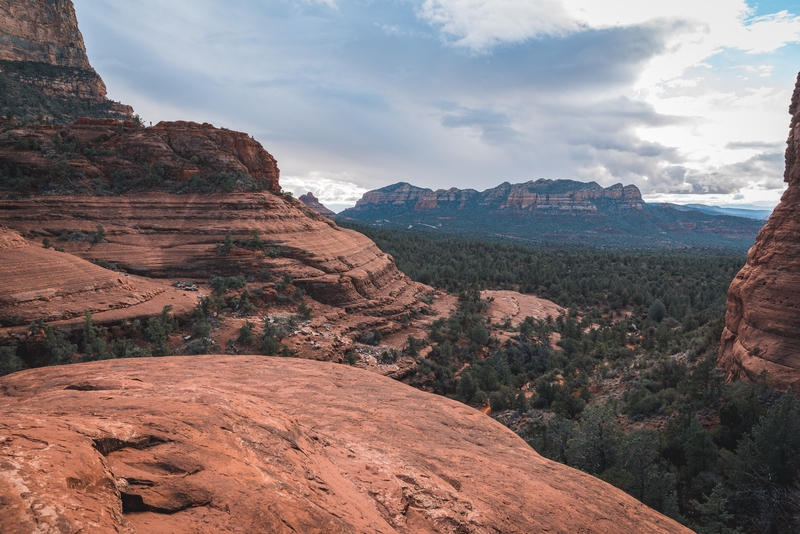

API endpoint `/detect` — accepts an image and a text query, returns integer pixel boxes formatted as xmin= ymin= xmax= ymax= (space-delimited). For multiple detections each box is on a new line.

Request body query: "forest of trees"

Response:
xmin=344 ymin=223 xmax=800 ymax=534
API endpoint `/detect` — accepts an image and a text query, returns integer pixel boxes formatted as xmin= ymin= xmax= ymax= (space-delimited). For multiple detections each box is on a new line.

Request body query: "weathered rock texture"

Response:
xmin=0 ymin=356 xmax=691 ymax=533
xmin=339 ymin=180 xmax=764 ymax=250
xmin=299 ymin=191 xmax=335 ymax=217
xmin=719 ymin=72 xmax=800 ymax=390
xmin=0 ymin=228 xmax=181 ymax=326
xmin=0 ymin=0 xmax=91 ymax=68
xmin=0 ymin=0 xmax=133 ymax=120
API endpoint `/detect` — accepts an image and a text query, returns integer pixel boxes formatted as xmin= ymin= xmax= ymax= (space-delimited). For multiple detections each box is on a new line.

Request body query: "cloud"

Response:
xmin=280 ymin=172 xmax=368 ymax=205
xmin=725 ymin=140 xmax=784 ymax=150
xmin=417 ymin=0 xmax=579 ymax=52
xmin=72 ymin=0 xmax=796 ymax=210
xmin=439 ymin=105 xmax=519 ymax=142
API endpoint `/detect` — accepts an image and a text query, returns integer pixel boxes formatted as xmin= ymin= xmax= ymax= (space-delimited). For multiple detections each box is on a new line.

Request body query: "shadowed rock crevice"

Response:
xmin=92 ymin=435 xmax=169 ymax=456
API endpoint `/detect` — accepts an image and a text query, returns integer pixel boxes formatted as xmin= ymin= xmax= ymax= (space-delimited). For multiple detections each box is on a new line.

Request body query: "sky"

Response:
xmin=72 ymin=0 xmax=800 ymax=211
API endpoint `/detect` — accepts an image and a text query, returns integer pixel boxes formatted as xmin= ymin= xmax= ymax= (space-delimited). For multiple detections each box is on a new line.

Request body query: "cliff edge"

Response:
xmin=0 ymin=0 xmax=132 ymax=121
xmin=719 ymin=72 xmax=800 ymax=390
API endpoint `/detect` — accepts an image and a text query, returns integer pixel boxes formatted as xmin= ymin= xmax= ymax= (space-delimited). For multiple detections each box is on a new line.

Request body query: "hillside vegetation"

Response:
xmin=344 ymin=223 xmax=800 ymax=534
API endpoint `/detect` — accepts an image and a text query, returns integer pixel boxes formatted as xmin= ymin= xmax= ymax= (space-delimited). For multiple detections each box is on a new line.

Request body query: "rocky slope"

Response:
xmin=0 ymin=0 xmax=132 ymax=121
xmin=0 ymin=228 xmax=191 ymax=326
xmin=719 ymin=72 xmax=800 ymax=390
xmin=299 ymin=191 xmax=335 ymax=216
xmin=0 ymin=356 xmax=690 ymax=534
xmin=0 ymin=119 xmax=439 ymax=363
xmin=338 ymin=180 xmax=764 ymax=250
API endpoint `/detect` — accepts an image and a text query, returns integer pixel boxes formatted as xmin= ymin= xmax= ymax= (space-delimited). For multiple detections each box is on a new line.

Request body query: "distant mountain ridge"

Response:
xmin=337 ymin=179 xmax=765 ymax=250
xmin=672 ymin=203 xmax=772 ymax=221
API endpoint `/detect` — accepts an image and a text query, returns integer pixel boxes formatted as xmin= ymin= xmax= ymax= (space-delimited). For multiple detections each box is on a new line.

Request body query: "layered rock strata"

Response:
xmin=0 ymin=356 xmax=691 ymax=534
xmin=348 ymin=179 xmax=644 ymax=214
xmin=0 ymin=119 xmax=280 ymax=192
xmin=0 ymin=0 xmax=91 ymax=68
xmin=0 ymin=228 xmax=179 ymax=326
xmin=719 ymin=73 xmax=800 ymax=390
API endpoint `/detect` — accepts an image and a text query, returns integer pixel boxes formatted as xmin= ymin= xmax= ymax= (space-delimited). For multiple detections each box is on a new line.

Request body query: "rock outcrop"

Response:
xmin=0 ymin=118 xmax=438 ymax=362
xmin=338 ymin=180 xmax=764 ymax=249
xmin=0 ymin=119 xmax=280 ymax=193
xmin=0 ymin=228 xmax=190 ymax=326
xmin=719 ymin=72 xmax=800 ymax=390
xmin=0 ymin=0 xmax=91 ymax=68
xmin=0 ymin=0 xmax=132 ymax=121
xmin=0 ymin=356 xmax=690 ymax=533
xmin=347 ymin=180 xmax=644 ymax=214
xmin=299 ymin=191 xmax=335 ymax=216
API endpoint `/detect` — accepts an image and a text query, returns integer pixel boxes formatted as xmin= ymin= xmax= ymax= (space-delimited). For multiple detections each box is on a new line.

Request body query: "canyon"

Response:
xmin=719 ymin=72 xmax=800 ymax=391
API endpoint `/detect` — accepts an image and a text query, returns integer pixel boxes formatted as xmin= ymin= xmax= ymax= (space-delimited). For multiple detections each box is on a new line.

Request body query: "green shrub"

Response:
xmin=145 ymin=305 xmax=174 ymax=356
xmin=0 ymin=346 xmax=24 ymax=376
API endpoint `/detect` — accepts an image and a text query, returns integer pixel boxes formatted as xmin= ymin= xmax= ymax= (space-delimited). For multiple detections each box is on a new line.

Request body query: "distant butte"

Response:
xmin=299 ymin=191 xmax=336 ymax=217
xmin=719 ymin=72 xmax=800 ymax=390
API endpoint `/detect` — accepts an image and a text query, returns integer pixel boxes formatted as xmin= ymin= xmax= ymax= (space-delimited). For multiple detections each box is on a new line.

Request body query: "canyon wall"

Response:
xmin=0 ymin=0 xmax=132 ymax=119
xmin=719 ymin=72 xmax=800 ymax=390
xmin=0 ymin=0 xmax=91 ymax=68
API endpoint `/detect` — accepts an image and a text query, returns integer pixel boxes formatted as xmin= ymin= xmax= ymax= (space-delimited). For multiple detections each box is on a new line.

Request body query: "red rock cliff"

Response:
xmin=0 ymin=0 xmax=91 ymax=68
xmin=0 ymin=0 xmax=132 ymax=117
xmin=719 ymin=72 xmax=800 ymax=390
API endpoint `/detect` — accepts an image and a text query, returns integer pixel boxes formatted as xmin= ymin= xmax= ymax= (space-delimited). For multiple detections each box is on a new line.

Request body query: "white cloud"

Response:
xmin=280 ymin=172 xmax=368 ymax=208
xmin=417 ymin=0 xmax=579 ymax=52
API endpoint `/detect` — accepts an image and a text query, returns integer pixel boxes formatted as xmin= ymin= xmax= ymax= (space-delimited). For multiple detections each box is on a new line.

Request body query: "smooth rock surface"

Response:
xmin=0 ymin=356 xmax=691 ymax=533
xmin=719 ymin=72 xmax=800 ymax=390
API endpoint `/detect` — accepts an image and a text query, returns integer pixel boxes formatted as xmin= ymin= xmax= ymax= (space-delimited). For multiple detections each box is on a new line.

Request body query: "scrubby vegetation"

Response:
xmin=0 ymin=60 xmax=128 ymax=123
xmin=343 ymin=226 xmax=799 ymax=534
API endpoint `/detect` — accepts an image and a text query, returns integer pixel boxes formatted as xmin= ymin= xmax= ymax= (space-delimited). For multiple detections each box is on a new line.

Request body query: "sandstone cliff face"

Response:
xmin=299 ymin=191 xmax=335 ymax=216
xmin=0 ymin=0 xmax=91 ymax=68
xmin=0 ymin=356 xmax=690 ymax=533
xmin=0 ymin=0 xmax=132 ymax=119
xmin=719 ymin=73 xmax=800 ymax=390
xmin=349 ymin=179 xmax=644 ymax=214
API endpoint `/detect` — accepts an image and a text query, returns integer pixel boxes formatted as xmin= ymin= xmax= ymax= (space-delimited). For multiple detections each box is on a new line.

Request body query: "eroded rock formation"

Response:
xmin=0 ymin=0 xmax=91 ymax=68
xmin=299 ymin=191 xmax=335 ymax=216
xmin=0 ymin=118 xmax=280 ymax=192
xmin=347 ymin=180 xmax=644 ymax=214
xmin=719 ymin=73 xmax=800 ymax=390
xmin=0 ymin=0 xmax=132 ymax=120
xmin=0 ymin=356 xmax=690 ymax=533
